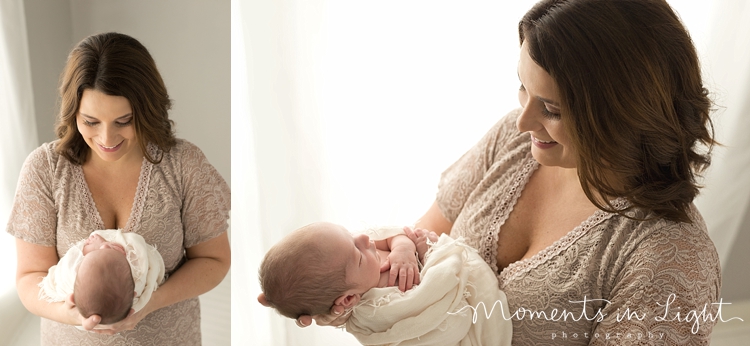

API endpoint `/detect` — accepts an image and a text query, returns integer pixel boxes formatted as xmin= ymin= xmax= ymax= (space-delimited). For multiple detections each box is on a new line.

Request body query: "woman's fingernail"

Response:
xmin=334 ymin=310 xmax=341 ymax=315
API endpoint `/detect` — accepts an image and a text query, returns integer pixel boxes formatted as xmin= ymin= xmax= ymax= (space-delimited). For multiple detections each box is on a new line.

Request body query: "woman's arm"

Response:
xmin=15 ymin=239 xmax=84 ymax=326
xmin=92 ymin=232 xmax=231 ymax=334
xmin=415 ymin=201 xmax=453 ymax=236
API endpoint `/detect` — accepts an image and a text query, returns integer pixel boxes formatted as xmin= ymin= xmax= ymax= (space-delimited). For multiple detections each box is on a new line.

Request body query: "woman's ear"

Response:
xmin=257 ymin=293 xmax=271 ymax=307
xmin=334 ymin=293 xmax=361 ymax=309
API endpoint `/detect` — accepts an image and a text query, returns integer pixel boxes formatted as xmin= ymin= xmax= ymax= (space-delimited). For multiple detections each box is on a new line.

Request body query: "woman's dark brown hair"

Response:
xmin=520 ymin=0 xmax=716 ymax=223
xmin=55 ymin=32 xmax=176 ymax=164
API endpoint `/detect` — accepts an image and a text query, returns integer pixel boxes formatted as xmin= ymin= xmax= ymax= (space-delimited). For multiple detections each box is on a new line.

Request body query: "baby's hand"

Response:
xmin=405 ymin=227 xmax=438 ymax=262
xmin=380 ymin=233 xmax=419 ymax=292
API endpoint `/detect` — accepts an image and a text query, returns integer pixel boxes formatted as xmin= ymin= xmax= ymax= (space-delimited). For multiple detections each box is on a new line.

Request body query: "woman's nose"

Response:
xmin=516 ymin=101 xmax=542 ymax=133
xmin=100 ymin=124 xmax=118 ymax=145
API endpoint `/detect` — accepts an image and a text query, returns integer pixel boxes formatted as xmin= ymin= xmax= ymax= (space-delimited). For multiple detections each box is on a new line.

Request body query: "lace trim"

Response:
xmin=76 ymin=165 xmax=105 ymax=230
xmin=76 ymin=144 xmax=155 ymax=232
xmin=479 ymin=152 xmax=538 ymax=274
xmin=128 ymin=143 xmax=157 ymax=233
xmin=498 ymin=197 xmax=630 ymax=286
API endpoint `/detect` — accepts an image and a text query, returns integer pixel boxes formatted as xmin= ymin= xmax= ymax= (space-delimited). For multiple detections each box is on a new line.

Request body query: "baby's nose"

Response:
xmin=356 ymin=234 xmax=371 ymax=247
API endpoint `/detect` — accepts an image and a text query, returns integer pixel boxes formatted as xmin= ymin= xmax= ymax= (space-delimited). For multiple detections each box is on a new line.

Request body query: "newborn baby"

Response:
xmin=39 ymin=229 xmax=165 ymax=325
xmin=258 ymin=222 xmax=432 ymax=319
xmin=258 ymin=222 xmax=512 ymax=345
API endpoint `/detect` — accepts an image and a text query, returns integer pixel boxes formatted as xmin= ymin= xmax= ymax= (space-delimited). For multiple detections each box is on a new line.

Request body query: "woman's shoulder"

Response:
xmin=27 ymin=140 xmax=60 ymax=160
xmin=159 ymin=138 xmax=207 ymax=161
xmin=21 ymin=140 xmax=70 ymax=172
xmin=606 ymin=205 xmax=719 ymax=270
xmin=148 ymin=139 xmax=208 ymax=172
xmin=488 ymin=108 xmax=523 ymax=139
xmin=631 ymin=205 xmax=712 ymax=246
xmin=172 ymin=138 xmax=201 ymax=151
xmin=487 ymin=108 xmax=528 ymax=153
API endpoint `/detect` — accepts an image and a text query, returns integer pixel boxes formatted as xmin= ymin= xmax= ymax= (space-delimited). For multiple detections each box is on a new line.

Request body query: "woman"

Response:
xmin=7 ymin=32 xmax=230 ymax=345
xmin=300 ymin=0 xmax=721 ymax=344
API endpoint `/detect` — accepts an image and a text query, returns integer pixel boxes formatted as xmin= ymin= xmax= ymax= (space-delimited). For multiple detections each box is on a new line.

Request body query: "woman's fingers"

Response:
xmin=427 ymin=231 xmax=438 ymax=242
xmin=296 ymin=315 xmax=313 ymax=327
xmin=81 ymin=314 xmax=101 ymax=331
xmin=402 ymin=226 xmax=415 ymax=239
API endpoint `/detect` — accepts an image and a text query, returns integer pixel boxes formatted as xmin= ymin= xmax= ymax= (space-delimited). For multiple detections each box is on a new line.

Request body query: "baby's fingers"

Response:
xmin=397 ymin=266 xmax=418 ymax=292
xmin=389 ymin=265 xmax=400 ymax=286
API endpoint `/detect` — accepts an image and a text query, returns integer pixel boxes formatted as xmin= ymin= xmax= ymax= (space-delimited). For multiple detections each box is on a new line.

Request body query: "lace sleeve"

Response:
xmin=178 ymin=141 xmax=231 ymax=248
xmin=590 ymin=221 xmax=721 ymax=345
xmin=6 ymin=145 xmax=58 ymax=246
xmin=436 ymin=109 xmax=521 ymax=222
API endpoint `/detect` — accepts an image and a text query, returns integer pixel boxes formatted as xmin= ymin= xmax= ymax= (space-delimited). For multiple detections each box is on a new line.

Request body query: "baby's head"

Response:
xmin=73 ymin=234 xmax=135 ymax=324
xmin=258 ymin=222 xmax=381 ymax=319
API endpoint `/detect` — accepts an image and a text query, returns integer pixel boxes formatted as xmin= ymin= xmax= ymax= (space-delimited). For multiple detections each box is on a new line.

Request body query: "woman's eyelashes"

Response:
xmin=80 ymin=117 xmax=133 ymax=127
xmin=541 ymin=106 xmax=561 ymax=120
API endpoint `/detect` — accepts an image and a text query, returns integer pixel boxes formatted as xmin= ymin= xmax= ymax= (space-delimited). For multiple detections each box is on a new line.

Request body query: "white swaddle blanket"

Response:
xmin=39 ymin=229 xmax=166 ymax=313
xmin=346 ymin=229 xmax=512 ymax=346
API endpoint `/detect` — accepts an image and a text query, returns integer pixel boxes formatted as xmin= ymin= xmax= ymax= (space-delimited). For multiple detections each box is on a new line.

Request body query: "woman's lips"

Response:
xmin=98 ymin=141 xmax=123 ymax=152
xmin=532 ymin=136 xmax=558 ymax=149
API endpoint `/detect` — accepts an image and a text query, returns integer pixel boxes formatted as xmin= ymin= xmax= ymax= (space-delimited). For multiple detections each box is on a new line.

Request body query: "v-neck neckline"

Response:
xmin=76 ymin=144 xmax=156 ymax=232
xmin=490 ymin=152 xmax=629 ymax=284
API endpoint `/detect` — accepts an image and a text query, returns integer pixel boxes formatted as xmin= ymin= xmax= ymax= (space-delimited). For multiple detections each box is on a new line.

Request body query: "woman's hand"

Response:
xmin=86 ymin=308 xmax=141 ymax=335
xmin=62 ymin=293 xmax=100 ymax=329
xmin=258 ymin=293 xmax=351 ymax=328
xmin=404 ymin=227 xmax=438 ymax=262
xmin=295 ymin=304 xmax=350 ymax=328
xmin=81 ymin=290 xmax=156 ymax=334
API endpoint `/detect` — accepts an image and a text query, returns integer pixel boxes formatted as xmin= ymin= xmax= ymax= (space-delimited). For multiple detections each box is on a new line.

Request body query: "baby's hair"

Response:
xmin=259 ymin=225 xmax=355 ymax=319
xmin=74 ymin=251 xmax=135 ymax=324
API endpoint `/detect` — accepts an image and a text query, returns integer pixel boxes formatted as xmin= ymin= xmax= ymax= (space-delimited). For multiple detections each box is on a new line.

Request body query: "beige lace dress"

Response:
xmin=436 ymin=109 xmax=721 ymax=345
xmin=7 ymin=139 xmax=230 ymax=346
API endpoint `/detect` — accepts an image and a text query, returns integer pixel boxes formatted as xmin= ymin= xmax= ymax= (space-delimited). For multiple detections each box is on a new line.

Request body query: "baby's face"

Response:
xmin=82 ymin=233 xmax=126 ymax=256
xmin=318 ymin=225 xmax=381 ymax=293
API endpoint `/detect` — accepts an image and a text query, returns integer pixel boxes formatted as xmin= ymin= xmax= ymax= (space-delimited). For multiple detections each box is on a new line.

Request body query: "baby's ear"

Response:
xmin=257 ymin=293 xmax=271 ymax=307
xmin=67 ymin=293 xmax=76 ymax=306
xmin=334 ymin=293 xmax=361 ymax=309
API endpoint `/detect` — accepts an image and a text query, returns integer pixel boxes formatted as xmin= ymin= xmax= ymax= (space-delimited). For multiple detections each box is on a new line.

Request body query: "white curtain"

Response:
xmin=692 ymin=0 xmax=750 ymax=266
xmin=0 ymin=0 xmax=41 ymax=343
xmin=233 ymin=1 xmax=748 ymax=345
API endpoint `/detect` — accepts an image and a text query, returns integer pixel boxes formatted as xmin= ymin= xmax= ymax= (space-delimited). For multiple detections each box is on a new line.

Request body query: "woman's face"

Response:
xmin=76 ymin=89 xmax=140 ymax=164
xmin=516 ymin=41 xmax=577 ymax=169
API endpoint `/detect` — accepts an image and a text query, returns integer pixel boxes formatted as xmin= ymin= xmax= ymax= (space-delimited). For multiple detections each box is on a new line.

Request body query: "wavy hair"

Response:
xmin=55 ymin=32 xmax=176 ymax=164
xmin=519 ymin=0 xmax=717 ymax=223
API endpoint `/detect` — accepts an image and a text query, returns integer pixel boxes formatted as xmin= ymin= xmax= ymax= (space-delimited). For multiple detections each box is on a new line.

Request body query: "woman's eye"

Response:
xmin=541 ymin=107 xmax=561 ymax=120
xmin=116 ymin=119 xmax=133 ymax=127
xmin=83 ymin=120 xmax=98 ymax=127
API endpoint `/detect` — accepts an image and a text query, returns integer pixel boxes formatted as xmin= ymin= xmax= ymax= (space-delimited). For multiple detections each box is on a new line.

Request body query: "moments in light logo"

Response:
xmin=448 ymin=294 xmax=744 ymax=334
